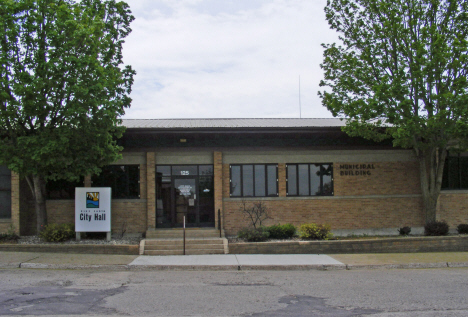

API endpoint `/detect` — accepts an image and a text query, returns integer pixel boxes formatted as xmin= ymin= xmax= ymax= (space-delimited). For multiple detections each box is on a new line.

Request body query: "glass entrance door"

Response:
xmin=174 ymin=178 xmax=197 ymax=227
xmin=156 ymin=165 xmax=215 ymax=228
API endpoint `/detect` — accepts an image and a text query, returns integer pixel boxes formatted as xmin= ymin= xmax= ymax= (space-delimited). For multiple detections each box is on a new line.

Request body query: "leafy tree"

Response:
xmin=319 ymin=0 xmax=468 ymax=223
xmin=0 ymin=0 xmax=135 ymax=233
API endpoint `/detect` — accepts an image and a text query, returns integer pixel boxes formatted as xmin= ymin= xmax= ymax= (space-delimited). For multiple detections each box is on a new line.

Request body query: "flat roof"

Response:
xmin=122 ymin=118 xmax=346 ymax=129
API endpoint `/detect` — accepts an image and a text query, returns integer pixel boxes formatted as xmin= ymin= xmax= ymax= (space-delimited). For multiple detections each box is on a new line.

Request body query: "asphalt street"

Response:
xmin=0 ymin=268 xmax=467 ymax=316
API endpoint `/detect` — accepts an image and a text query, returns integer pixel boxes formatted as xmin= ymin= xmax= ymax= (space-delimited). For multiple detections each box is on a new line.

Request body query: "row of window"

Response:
xmin=229 ymin=163 xmax=334 ymax=197
xmin=40 ymin=154 xmax=468 ymax=201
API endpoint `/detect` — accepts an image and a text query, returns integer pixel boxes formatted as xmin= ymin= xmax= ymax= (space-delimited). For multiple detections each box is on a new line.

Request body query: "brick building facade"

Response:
xmin=1 ymin=118 xmax=467 ymax=236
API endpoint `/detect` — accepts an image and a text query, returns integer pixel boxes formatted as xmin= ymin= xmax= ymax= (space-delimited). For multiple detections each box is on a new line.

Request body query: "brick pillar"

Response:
xmin=278 ymin=163 xmax=286 ymax=197
xmin=10 ymin=172 xmax=20 ymax=234
xmin=214 ymin=151 xmax=223 ymax=230
xmin=146 ymin=152 xmax=156 ymax=229
xmin=84 ymin=175 xmax=92 ymax=187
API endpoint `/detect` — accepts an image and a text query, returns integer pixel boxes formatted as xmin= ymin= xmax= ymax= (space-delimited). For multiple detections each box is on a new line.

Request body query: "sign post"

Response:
xmin=75 ymin=187 xmax=112 ymax=241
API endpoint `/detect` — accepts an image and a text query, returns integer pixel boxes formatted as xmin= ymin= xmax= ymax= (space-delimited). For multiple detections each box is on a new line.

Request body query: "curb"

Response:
xmin=2 ymin=262 xmax=468 ymax=271
xmin=345 ymin=262 xmax=468 ymax=270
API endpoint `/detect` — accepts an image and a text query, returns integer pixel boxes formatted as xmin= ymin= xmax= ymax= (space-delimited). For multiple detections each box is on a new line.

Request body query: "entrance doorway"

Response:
xmin=156 ymin=165 xmax=214 ymax=228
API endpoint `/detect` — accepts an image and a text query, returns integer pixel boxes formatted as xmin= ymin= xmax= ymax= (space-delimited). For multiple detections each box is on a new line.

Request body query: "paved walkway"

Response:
xmin=1 ymin=251 xmax=468 ymax=271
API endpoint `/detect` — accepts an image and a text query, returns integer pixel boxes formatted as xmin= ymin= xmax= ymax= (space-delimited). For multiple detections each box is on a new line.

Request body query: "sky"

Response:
xmin=121 ymin=0 xmax=340 ymax=119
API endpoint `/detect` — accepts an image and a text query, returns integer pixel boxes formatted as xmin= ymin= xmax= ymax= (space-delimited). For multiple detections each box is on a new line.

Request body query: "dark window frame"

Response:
xmin=286 ymin=163 xmax=334 ymax=196
xmin=230 ymin=164 xmax=278 ymax=197
xmin=0 ymin=166 xmax=11 ymax=219
xmin=92 ymin=165 xmax=140 ymax=199
xmin=46 ymin=177 xmax=85 ymax=200
xmin=442 ymin=153 xmax=468 ymax=190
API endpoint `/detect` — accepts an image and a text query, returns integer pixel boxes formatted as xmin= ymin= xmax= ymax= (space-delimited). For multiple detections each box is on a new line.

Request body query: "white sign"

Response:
xmin=178 ymin=185 xmax=192 ymax=197
xmin=75 ymin=187 xmax=111 ymax=232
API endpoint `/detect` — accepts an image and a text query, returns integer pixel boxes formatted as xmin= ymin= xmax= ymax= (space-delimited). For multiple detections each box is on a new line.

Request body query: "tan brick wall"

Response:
xmin=438 ymin=192 xmax=468 ymax=227
xmin=334 ymin=161 xmax=421 ymax=196
xmin=146 ymin=152 xmax=155 ymax=229
xmin=278 ymin=163 xmax=286 ymax=197
xmin=214 ymin=151 xmax=223 ymax=229
xmin=223 ymin=197 xmax=425 ymax=236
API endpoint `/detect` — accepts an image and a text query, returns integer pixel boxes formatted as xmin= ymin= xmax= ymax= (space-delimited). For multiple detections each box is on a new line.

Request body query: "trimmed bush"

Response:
xmin=424 ymin=221 xmax=449 ymax=236
xmin=267 ymin=223 xmax=296 ymax=239
xmin=0 ymin=224 xmax=19 ymax=242
xmin=39 ymin=223 xmax=75 ymax=242
xmin=0 ymin=232 xmax=19 ymax=242
xmin=398 ymin=226 xmax=411 ymax=236
xmin=457 ymin=224 xmax=468 ymax=234
xmin=237 ymin=227 xmax=270 ymax=242
xmin=299 ymin=223 xmax=332 ymax=240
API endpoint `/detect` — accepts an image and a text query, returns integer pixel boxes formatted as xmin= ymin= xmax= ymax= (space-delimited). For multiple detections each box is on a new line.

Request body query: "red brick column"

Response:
xmin=214 ymin=151 xmax=223 ymax=230
xmin=146 ymin=152 xmax=156 ymax=229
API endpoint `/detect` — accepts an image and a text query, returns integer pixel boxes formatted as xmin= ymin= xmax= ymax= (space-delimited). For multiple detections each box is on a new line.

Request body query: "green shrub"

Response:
xmin=0 ymin=233 xmax=19 ymax=242
xmin=299 ymin=223 xmax=332 ymax=240
xmin=398 ymin=226 xmax=411 ymax=235
xmin=267 ymin=223 xmax=296 ymax=239
xmin=424 ymin=221 xmax=449 ymax=236
xmin=237 ymin=227 xmax=270 ymax=242
xmin=457 ymin=224 xmax=468 ymax=234
xmin=39 ymin=223 xmax=75 ymax=242
xmin=0 ymin=224 xmax=19 ymax=242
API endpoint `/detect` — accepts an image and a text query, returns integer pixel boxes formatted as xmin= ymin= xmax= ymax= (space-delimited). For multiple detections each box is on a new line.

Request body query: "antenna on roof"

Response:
xmin=299 ymin=75 xmax=302 ymax=118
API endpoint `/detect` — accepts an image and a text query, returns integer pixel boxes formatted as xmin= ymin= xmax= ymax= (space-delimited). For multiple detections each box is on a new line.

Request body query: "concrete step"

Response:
xmin=145 ymin=244 xmax=225 ymax=251
xmin=144 ymin=249 xmax=225 ymax=256
xmin=145 ymin=239 xmax=223 ymax=246
xmin=146 ymin=229 xmax=223 ymax=239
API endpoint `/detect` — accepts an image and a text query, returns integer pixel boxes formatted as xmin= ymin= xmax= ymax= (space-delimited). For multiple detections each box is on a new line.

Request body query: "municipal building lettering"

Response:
xmin=339 ymin=164 xmax=375 ymax=176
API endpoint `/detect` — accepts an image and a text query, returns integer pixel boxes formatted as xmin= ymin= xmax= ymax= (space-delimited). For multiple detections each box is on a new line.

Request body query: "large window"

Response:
xmin=47 ymin=178 xmax=84 ymax=199
xmin=92 ymin=165 xmax=140 ymax=199
xmin=0 ymin=165 xmax=11 ymax=219
xmin=442 ymin=153 xmax=468 ymax=190
xmin=230 ymin=164 xmax=278 ymax=197
xmin=287 ymin=163 xmax=333 ymax=196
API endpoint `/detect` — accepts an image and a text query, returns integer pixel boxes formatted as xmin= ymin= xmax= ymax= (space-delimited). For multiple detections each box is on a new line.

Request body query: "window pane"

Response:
xmin=0 ymin=191 xmax=11 ymax=218
xmin=0 ymin=175 xmax=11 ymax=190
xmin=127 ymin=165 xmax=140 ymax=198
xmin=47 ymin=178 xmax=83 ymax=199
xmin=448 ymin=156 xmax=460 ymax=189
xmin=267 ymin=165 xmax=277 ymax=196
xmin=172 ymin=165 xmax=198 ymax=176
xmin=199 ymin=165 xmax=213 ymax=176
xmin=254 ymin=165 xmax=266 ymax=197
xmin=309 ymin=164 xmax=321 ymax=195
xmin=460 ymin=157 xmax=468 ymax=189
xmin=93 ymin=165 xmax=139 ymax=199
xmin=0 ymin=166 xmax=11 ymax=191
xmin=321 ymin=164 xmax=333 ymax=195
xmin=230 ymin=165 xmax=241 ymax=196
xmin=298 ymin=164 xmax=309 ymax=196
xmin=156 ymin=166 xmax=171 ymax=176
xmin=242 ymin=165 xmax=254 ymax=196
xmin=442 ymin=159 xmax=449 ymax=189
xmin=287 ymin=165 xmax=297 ymax=195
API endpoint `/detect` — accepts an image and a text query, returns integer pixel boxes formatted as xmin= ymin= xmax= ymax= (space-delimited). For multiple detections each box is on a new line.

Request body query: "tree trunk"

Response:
xmin=416 ymin=147 xmax=447 ymax=224
xmin=31 ymin=175 xmax=48 ymax=234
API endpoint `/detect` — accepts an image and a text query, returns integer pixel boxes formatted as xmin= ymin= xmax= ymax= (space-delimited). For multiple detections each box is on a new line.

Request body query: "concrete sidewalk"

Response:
xmin=1 ymin=251 xmax=468 ymax=271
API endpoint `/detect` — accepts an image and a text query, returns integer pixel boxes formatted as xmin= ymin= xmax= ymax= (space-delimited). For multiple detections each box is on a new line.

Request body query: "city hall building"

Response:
xmin=1 ymin=118 xmax=468 ymax=236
